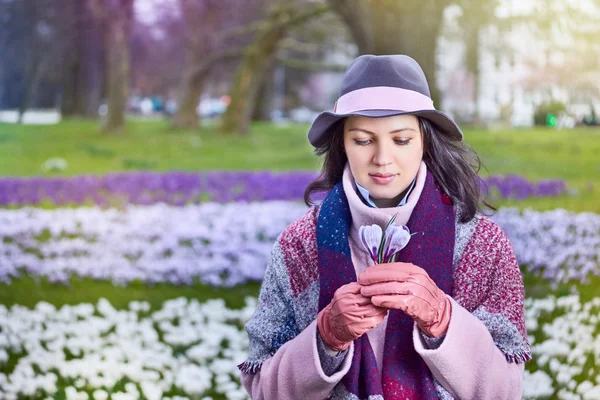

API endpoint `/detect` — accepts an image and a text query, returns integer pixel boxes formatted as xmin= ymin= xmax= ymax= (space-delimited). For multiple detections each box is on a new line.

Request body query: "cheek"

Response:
xmin=395 ymin=145 xmax=423 ymax=165
xmin=346 ymin=147 xmax=371 ymax=166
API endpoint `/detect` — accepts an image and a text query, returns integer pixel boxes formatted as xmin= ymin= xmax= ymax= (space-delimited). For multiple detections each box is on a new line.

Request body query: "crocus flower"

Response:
xmin=359 ymin=214 xmax=412 ymax=264
xmin=383 ymin=224 xmax=411 ymax=262
xmin=359 ymin=224 xmax=383 ymax=263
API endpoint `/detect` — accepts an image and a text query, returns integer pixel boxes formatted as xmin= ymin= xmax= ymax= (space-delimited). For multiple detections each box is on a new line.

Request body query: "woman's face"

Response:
xmin=343 ymin=114 xmax=424 ymax=208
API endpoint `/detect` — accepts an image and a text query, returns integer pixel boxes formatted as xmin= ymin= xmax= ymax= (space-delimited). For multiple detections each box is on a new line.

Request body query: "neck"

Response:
xmin=371 ymin=184 xmax=413 ymax=208
xmin=343 ymin=161 xmax=427 ymax=227
xmin=342 ymin=160 xmax=428 ymax=271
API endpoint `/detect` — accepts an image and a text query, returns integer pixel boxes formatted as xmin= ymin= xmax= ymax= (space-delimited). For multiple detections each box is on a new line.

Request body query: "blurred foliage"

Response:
xmin=533 ymin=101 xmax=567 ymax=126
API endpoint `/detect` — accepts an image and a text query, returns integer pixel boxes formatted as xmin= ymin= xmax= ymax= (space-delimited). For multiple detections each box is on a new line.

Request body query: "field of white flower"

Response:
xmin=523 ymin=295 xmax=600 ymax=399
xmin=1 ymin=202 xmax=599 ymax=399
xmin=0 ymin=297 xmax=255 ymax=400
xmin=1 ymin=293 xmax=600 ymax=399
xmin=1 ymin=203 xmax=598 ymax=286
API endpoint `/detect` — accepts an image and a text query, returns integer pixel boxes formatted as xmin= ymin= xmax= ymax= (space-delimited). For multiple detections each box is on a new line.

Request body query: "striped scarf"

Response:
xmin=317 ymin=171 xmax=455 ymax=399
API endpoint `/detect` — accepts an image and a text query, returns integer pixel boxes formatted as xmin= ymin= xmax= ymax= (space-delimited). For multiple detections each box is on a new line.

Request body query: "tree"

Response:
xmin=220 ymin=1 xmax=330 ymax=134
xmin=60 ymin=0 xmax=106 ymax=117
xmin=0 ymin=0 xmax=65 ymax=119
xmin=90 ymin=0 xmax=135 ymax=133
xmin=455 ymin=0 xmax=499 ymax=122
xmin=327 ymin=0 xmax=452 ymax=107
xmin=131 ymin=2 xmax=185 ymax=98
xmin=170 ymin=0 xmax=264 ymax=129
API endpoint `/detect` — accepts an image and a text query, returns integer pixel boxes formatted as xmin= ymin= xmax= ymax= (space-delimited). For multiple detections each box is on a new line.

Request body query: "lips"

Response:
xmin=369 ymin=173 xmax=397 ymax=185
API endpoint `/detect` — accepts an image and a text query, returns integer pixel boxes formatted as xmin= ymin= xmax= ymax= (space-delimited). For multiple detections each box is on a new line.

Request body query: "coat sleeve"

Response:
xmin=413 ymin=216 xmax=531 ymax=400
xmin=413 ymin=297 xmax=525 ymax=399
xmin=238 ymin=230 xmax=353 ymax=400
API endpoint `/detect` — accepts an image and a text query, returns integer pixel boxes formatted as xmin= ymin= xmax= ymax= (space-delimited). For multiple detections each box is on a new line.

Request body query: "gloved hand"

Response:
xmin=317 ymin=282 xmax=388 ymax=351
xmin=358 ymin=262 xmax=452 ymax=338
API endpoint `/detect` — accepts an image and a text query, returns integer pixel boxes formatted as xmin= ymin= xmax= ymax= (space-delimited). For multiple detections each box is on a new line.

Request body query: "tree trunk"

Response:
xmin=220 ymin=24 xmax=284 ymax=134
xmin=60 ymin=0 xmax=107 ymax=118
xmin=326 ymin=0 xmax=372 ymax=54
xmin=464 ymin=25 xmax=481 ymax=122
xmin=220 ymin=4 xmax=329 ymax=134
xmin=171 ymin=49 xmax=244 ymax=130
xmin=252 ymin=61 xmax=277 ymax=121
xmin=328 ymin=0 xmax=447 ymax=107
xmin=83 ymin=17 xmax=106 ymax=118
xmin=102 ymin=7 xmax=131 ymax=133
xmin=60 ymin=0 xmax=90 ymax=117
xmin=61 ymin=57 xmax=80 ymax=116
xmin=171 ymin=68 xmax=208 ymax=129
xmin=18 ymin=60 xmax=43 ymax=123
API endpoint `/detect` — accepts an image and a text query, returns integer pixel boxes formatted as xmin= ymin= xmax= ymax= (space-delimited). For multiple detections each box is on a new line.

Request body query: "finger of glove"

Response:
xmin=370 ymin=294 xmax=409 ymax=309
xmin=334 ymin=307 xmax=388 ymax=325
xmin=330 ymin=291 xmax=373 ymax=313
xmin=370 ymin=293 xmax=431 ymax=312
xmin=329 ymin=300 xmax=387 ymax=320
xmin=362 ymin=269 xmax=441 ymax=301
xmin=371 ymin=295 xmax=436 ymax=324
xmin=358 ymin=262 xmax=428 ymax=285
xmin=366 ymin=262 xmax=424 ymax=276
xmin=341 ymin=313 xmax=387 ymax=336
xmin=361 ymin=280 xmax=440 ymax=302
xmin=334 ymin=281 xmax=362 ymax=297
xmin=360 ymin=281 xmax=410 ymax=297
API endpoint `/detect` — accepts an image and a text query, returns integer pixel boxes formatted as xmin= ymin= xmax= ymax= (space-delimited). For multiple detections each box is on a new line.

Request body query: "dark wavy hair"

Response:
xmin=303 ymin=117 xmax=495 ymax=223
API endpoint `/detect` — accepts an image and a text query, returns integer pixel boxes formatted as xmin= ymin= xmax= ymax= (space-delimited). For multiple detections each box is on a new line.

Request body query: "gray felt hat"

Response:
xmin=307 ymin=54 xmax=463 ymax=147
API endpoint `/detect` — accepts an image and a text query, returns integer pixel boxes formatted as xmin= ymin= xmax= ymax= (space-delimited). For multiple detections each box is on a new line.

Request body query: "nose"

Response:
xmin=372 ymin=142 xmax=392 ymax=166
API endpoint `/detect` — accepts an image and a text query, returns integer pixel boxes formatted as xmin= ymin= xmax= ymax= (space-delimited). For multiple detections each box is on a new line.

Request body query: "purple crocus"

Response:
xmin=358 ymin=224 xmax=383 ymax=263
xmin=383 ymin=224 xmax=411 ymax=262
xmin=359 ymin=217 xmax=412 ymax=264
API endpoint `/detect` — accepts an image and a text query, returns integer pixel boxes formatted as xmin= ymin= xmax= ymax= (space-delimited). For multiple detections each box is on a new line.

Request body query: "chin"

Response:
xmin=370 ymin=187 xmax=401 ymax=200
xmin=369 ymin=188 xmax=403 ymax=200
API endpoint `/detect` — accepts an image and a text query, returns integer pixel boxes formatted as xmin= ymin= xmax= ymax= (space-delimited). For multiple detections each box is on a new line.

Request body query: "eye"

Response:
xmin=354 ymin=139 xmax=371 ymax=146
xmin=395 ymin=139 xmax=411 ymax=146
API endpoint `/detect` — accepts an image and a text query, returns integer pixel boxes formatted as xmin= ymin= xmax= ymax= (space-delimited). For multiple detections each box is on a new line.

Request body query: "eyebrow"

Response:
xmin=347 ymin=128 xmax=417 ymax=135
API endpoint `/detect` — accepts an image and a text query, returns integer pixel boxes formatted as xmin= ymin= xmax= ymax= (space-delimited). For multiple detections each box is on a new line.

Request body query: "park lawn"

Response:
xmin=0 ymin=120 xmax=598 ymax=399
xmin=0 ymin=118 xmax=598 ymax=306
xmin=0 ymin=117 xmax=598 ymax=318
xmin=1 ymin=270 xmax=598 ymax=310
xmin=0 ymin=119 xmax=321 ymax=175
xmin=0 ymin=118 xmax=598 ymax=212
xmin=0 ymin=276 xmax=262 ymax=311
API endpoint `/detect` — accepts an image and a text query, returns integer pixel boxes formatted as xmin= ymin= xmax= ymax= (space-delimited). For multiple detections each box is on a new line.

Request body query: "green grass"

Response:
xmin=0 ymin=118 xmax=598 ymax=299
xmin=1 ymin=119 xmax=598 ymax=212
xmin=0 ymin=276 xmax=261 ymax=310
xmin=0 ymin=119 xmax=598 ymax=398
xmin=0 ymin=119 xmax=321 ymax=175
xmin=0 ymin=269 xmax=597 ymax=311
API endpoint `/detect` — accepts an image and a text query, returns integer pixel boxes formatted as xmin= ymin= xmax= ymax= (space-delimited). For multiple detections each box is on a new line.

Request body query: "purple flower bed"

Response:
xmin=0 ymin=171 xmax=568 ymax=207
xmin=481 ymin=175 xmax=568 ymax=200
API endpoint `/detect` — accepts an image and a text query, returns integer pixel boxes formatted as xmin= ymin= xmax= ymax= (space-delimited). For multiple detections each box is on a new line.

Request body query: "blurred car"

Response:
xmin=197 ymin=97 xmax=228 ymax=118
xmin=289 ymin=106 xmax=320 ymax=123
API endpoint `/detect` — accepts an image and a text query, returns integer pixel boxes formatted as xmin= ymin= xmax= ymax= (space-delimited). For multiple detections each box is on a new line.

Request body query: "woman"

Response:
xmin=238 ymin=54 xmax=530 ymax=399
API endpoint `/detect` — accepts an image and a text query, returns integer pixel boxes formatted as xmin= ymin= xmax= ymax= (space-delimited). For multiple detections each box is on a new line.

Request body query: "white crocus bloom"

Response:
xmin=2 ymin=204 xmax=598 ymax=285
xmin=0 ymin=297 xmax=255 ymax=399
xmin=92 ymin=390 xmax=109 ymax=400
xmin=0 ymin=202 xmax=308 ymax=286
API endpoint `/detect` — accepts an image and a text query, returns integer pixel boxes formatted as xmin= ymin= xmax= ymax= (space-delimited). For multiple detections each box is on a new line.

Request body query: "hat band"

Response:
xmin=333 ymin=86 xmax=435 ymax=114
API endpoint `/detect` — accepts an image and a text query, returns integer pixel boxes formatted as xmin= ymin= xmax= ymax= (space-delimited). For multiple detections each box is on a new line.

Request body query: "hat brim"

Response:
xmin=307 ymin=109 xmax=463 ymax=147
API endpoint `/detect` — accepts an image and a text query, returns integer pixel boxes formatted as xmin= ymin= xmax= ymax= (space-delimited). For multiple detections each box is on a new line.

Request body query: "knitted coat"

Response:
xmin=240 ymin=200 xmax=531 ymax=399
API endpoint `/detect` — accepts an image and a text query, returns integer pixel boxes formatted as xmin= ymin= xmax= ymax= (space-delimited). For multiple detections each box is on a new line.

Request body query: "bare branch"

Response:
xmin=188 ymin=48 xmax=246 ymax=77
xmin=278 ymin=57 xmax=346 ymax=72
